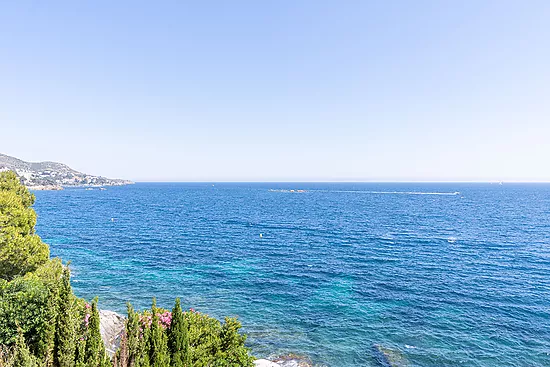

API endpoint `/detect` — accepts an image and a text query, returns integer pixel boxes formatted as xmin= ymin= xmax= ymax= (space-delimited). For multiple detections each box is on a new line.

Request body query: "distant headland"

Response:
xmin=0 ymin=152 xmax=133 ymax=190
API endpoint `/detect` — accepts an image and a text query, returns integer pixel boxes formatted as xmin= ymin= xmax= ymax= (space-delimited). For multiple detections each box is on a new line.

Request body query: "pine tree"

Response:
xmin=168 ymin=299 xmax=189 ymax=367
xmin=12 ymin=328 xmax=37 ymax=367
xmin=85 ymin=299 xmax=107 ymax=367
xmin=0 ymin=171 xmax=49 ymax=281
xmin=54 ymin=266 xmax=76 ymax=367
xmin=149 ymin=299 xmax=170 ymax=367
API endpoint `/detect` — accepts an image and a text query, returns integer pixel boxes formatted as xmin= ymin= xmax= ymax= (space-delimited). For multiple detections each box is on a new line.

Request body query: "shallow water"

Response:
xmin=33 ymin=183 xmax=550 ymax=367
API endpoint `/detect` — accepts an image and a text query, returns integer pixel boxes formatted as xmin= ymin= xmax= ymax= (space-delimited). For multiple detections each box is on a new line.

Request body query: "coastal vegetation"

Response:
xmin=0 ymin=171 xmax=254 ymax=367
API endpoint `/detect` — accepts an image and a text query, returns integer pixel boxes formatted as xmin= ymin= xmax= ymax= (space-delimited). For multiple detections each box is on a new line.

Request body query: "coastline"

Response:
xmin=27 ymin=182 xmax=135 ymax=191
xmin=27 ymin=184 xmax=64 ymax=191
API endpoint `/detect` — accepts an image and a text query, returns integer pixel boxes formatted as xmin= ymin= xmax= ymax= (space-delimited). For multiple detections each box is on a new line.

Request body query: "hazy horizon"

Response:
xmin=2 ymin=1 xmax=549 ymax=182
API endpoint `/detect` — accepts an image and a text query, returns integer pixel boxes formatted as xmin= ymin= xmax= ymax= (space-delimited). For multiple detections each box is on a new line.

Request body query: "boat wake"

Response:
xmin=317 ymin=190 xmax=460 ymax=196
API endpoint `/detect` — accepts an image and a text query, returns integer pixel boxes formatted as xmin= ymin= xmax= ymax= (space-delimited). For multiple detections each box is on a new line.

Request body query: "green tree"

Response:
xmin=216 ymin=317 xmax=254 ymax=367
xmin=0 ymin=171 xmax=34 ymax=208
xmin=100 ymin=353 xmax=112 ymax=367
xmin=54 ymin=267 xmax=76 ymax=367
xmin=168 ymin=299 xmax=189 ymax=367
xmin=138 ymin=323 xmax=151 ymax=367
xmin=149 ymin=299 xmax=169 ymax=367
xmin=12 ymin=327 xmax=37 ymax=367
xmin=74 ymin=336 xmax=86 ymax=367
xmin=85 ymin=299 xmax=107 ymax=367
xmin=0 ymin=171 xmax=49 ymax=281
xmin=125 ymin=303 xmax=141 ymax=367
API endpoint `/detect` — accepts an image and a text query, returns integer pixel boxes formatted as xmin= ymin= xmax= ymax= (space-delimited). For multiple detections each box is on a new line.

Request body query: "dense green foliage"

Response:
xmin=114 ymin=300 xmax=254 ymax=367
xmin=0 ymin=171 xmax=254 ymax=367
xmin=0 ymin=171 xmax=49 ymax=281
xmin=0 ymin=247 xmax=63 ymax=360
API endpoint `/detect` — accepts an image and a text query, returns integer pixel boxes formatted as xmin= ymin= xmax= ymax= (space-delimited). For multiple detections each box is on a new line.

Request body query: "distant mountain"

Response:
xmin=0 ymin=153 xmax=133 ymax=189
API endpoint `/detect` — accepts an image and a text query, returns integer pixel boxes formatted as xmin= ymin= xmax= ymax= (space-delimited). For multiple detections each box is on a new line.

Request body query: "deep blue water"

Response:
xmin=33 ymin=183 xmax=550 ymax=367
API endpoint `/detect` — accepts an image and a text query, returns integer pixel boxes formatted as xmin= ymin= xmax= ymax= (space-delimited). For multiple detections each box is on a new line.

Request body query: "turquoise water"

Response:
xmin=33 ymin=183 xmax=550 ymax=367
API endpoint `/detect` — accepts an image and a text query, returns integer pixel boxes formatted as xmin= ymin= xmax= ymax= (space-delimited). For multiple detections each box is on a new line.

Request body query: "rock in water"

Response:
xmin=99 ymin=310 xmax=125 ymax=356
xmin=272 ymin=354 xmax=313 ymax=367
xmin=254 ymin=354 xmax=313 ymax=367
xmin=254 ymin=359 xmax=281 ymax=367
xmin=372 ymin=344 xmax=408 ymax=367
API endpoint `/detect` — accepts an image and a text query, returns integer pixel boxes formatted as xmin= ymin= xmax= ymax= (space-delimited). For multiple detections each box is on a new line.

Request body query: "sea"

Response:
xmin=33 ymin=183 xmax=550 ymax=367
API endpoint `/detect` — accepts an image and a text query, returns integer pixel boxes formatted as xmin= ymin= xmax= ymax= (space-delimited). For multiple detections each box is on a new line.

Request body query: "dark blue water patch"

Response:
xmin=33 ymin=183 xmax=550 ymax=367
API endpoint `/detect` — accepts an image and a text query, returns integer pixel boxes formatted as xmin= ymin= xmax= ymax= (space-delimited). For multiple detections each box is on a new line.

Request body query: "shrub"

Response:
xmin=0 ymin=259 xmax=63 ymax=358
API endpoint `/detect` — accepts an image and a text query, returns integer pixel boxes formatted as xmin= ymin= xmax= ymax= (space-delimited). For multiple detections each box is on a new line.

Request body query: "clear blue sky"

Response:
xmin=1 ymin=1 xmax=549 ymax=182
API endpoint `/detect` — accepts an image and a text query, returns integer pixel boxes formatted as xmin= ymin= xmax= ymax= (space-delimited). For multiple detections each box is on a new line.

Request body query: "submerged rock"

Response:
xmin=372 ymin=344 xmax=408 ymax=367
xmin=99 ymin=310 xmax=125 ymax=356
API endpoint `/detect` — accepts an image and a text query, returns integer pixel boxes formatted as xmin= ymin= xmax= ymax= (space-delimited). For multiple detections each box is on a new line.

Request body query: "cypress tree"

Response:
xmin=149 ymin=299 xmax=170 ymax=367
xmin=54 ymin=266 xmax=76 ymax=367
xmin=85 ymin=299 xmax=107 ymax=367
xmin=74 ymin=332 xmax=86 ymax=367
xmin=168 ymin=298 xmax=189 ymax=367
xmin=138 ymin=323 xmax=151 ymax=367
xmin=12 ymin=327 xmax=37 ymax=367
xmin=100 ymin=353 xmax=112 ymax=367
xmin=125 ymin=303 xmax=139 ymax=367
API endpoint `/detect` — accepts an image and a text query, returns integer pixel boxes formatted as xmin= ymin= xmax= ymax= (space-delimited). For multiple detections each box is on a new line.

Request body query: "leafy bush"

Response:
xmin=0 ymin=259 xmax=63 ymax=357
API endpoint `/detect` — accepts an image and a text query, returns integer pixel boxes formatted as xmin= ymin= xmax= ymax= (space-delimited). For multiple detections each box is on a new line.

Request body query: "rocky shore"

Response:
xmin=99 ymin=310 xmax=125 ymax=356
xmin=27 ymin=184 xmax=64 ymax=190
xmin=98 ymin=310 xmax=314 ymax=366
xmin=254 ymin=354 xmax=313 ymax=367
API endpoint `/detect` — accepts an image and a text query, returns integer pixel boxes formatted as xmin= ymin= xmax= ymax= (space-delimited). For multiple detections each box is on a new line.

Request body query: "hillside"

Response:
xmin=0 ymin=153 xmax=133 ymax=189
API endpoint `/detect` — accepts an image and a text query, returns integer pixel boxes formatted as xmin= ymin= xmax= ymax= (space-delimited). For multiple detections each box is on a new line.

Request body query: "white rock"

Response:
xmin=254 ymin=359 xmax=282 ymax=367
xmin=99 ymin=310 xmax=125 ymax=356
